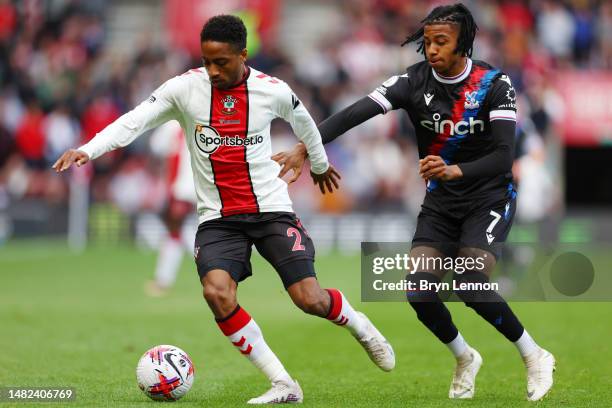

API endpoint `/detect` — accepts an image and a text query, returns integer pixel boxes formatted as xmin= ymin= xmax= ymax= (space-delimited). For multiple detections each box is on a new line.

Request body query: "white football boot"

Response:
xmin=355 ymin=312 xmax=396 ymax=372
xmin=449 ymin=346 xmax=483 ymax=399
xmin=524 ymin=348 xmax=555 ymax=401
xmin=247 ymin=379 xmax=303 ymax=404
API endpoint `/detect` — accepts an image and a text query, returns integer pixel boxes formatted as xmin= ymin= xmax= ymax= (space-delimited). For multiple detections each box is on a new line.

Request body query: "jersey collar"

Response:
xmin=226 ymin=66 xmax=251 ymax=89
xmin=432 ymin=58 xmax=472 ymax=84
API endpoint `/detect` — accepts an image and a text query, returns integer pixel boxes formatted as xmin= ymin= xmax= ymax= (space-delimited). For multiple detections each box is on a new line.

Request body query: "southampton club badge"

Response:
xmin=464 ymin=91 xmax=480 ymax=110
xmin=221 ymin=95 xmax=237 ymax=115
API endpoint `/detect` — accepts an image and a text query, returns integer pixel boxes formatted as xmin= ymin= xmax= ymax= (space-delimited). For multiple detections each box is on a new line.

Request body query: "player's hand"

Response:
xmin=419 ymin=155 xmax=462 ymax=181
xmin=311 ymin=164 xmax=341 ymax=194
xmin=271 ymin=142 xmax=308 ymax=184
xmin=52 ymin=149 xmax=90 ymax=173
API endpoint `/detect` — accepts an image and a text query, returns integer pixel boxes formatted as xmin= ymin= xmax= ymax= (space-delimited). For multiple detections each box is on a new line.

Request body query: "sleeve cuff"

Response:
xmin=77 ymin=144 xmax=95 ymax=160
xmin=368 ymin=91 xmax=393 ymax=114
xmin=490 ymin=109 xmax=516 ymax=122
xmin=310 ymin=160 xmax=329 ymax=175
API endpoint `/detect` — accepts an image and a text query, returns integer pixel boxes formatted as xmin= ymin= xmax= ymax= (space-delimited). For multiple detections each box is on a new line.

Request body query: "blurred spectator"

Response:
xmin=536 ymin=1 xmax=575 ymax=61
xmin=598 ymin=2 xmax=612 ymax=69
xmin=14 ymin=100 xmax=46 ymax=169
xmin=44 ymin=104 xmax=79 ymax=163
xmin=80 ymin=94 xmax=120 ymax=144
xmin=498 ymin=0 xmax=533 ymax=32
xmin=0 ymin=0 xmax=606 ymax=231
xmin=0 ymin=0 xmax=17 ymax=43
xmin=0 ymin=123 xmax=13 ymax=168
xmin=572 ymin=0 xmax=596 ymax=65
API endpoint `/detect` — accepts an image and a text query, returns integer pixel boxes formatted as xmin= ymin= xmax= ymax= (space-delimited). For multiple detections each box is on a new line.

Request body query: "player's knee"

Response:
xmin=453 ymin=270 xmax=496 ymax=305
xmin=406 ymin=272 xmax=441 ymax=304
xmin=203 ymin=283 xmax=235 ymax=309
xmin=292 ymin=291 xmax=327 ymax=316
xmin=287 ymin=277 xmax=328 ymax=316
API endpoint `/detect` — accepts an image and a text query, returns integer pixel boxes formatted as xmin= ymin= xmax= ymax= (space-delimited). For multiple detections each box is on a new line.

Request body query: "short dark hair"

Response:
xmin=200 ymin=14 xmax=247 ymax=52
xmin=401 ymin=3 xmax=478 ymax=57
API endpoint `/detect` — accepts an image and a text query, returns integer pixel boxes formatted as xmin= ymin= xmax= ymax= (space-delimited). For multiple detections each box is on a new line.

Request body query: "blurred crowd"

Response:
xmin=0 ymin=0 xmax=608 ymax=228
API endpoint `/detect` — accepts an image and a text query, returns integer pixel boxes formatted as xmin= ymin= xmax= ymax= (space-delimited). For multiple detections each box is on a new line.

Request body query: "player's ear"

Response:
xmin=240 ymin=48 xmax=248 ymax=61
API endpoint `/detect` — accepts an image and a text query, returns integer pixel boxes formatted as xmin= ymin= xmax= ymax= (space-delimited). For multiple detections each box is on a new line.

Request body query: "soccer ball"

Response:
xmin=136 ymin=345 xmax=195 ymax=401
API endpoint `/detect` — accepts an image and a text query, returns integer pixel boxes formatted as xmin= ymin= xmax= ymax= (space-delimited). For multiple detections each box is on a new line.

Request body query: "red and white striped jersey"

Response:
xmin=79 ymin=66 xmax=329 ymax=223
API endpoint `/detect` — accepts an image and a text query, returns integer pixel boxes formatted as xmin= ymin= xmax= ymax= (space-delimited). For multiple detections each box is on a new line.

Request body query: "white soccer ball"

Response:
xmin=136 ymin=345 xmax=195 ymax=401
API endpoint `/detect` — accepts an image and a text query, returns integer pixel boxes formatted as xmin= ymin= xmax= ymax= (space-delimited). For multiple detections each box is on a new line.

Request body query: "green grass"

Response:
xmin=1 ymin=240 xmax=611 ymax=407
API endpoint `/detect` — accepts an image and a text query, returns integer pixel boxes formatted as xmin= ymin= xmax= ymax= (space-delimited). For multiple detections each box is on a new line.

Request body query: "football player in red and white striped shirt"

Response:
xmin=53 ymin=15 xmax=395 ymax=404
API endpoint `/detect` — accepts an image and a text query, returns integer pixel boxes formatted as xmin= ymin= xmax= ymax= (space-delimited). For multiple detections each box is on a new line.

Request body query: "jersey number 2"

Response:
xmin=287 ymin=227 xmax=305 ymax=251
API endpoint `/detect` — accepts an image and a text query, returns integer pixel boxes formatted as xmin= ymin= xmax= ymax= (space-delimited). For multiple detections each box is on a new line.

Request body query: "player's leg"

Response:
xmin=453 ymin=247 xmax=555 ymax=401
xmin=453 ymin=247 xmax=526 ymax=345
xmin=406 ymin=245 xmax=483 ymax=399
xmin=406 ymin=246 xmax=459 ymax=347
xmin=252 ymin=212 xmax=394 ymax=371
xmin=195 ymin=221 xmax=302 ymax=404
xmin=285 ymin=271 xmax=395 ymax=371
xmin=409 ymin=206 xmax=476 ymax=359
xmin=409 ymin=202 xmax=483 ymax=399
xmin=147 ymin=198 xmax=192 ymax=296
xmin=456 ymin=194 xmax=555 ymax=401
xmin=200 ymin=269 xmax=294 ymax=384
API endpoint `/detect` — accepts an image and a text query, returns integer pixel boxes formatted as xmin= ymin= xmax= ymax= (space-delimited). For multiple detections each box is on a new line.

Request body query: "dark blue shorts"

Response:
xmin=412 ymin=187 xmax=517 ymax=259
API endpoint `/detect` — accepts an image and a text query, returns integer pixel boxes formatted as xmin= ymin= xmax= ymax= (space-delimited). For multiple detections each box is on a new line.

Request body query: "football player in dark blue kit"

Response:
xmin=273 ymin=3 xmax=555 ymax=402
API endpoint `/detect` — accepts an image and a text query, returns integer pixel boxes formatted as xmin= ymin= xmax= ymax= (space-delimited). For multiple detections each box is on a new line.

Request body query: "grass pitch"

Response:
xmin=1 ymin=240 xmax=611 ymax=407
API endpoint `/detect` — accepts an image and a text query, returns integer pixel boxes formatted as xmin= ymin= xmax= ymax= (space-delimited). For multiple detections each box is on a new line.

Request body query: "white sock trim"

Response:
xmin=253 ymin=353 xmax=293 ymax=384
xmin=328 ymin=290 xmax=367 ymax=338
xmin=514 ymin=330 xmax=538 ymax=358
xmin=227 ymin=318 xmax=293 ymax=384
xmin=446 ymin=332 xmax=468 ymax=358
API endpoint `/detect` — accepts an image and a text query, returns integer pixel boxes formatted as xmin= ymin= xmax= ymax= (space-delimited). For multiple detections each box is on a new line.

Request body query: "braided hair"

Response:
xmin=401 ymin=3 xmax=478 ymax=57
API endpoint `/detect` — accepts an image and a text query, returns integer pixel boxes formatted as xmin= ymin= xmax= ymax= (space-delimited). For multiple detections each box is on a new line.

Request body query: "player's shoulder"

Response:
xmin=406 ymin=60 xmax=431 ymax=78
xmin=247 ymin=67 xmax=297 ymax=111
xmin=175 ymin=67 xmax=209 ymax=85
xmin=376 ymin=64 xmax=419 ymax=94
xmin=247 ymin=67 xmax=290 ymax=93
xmin=155 ymin=68 xmax=207 ymax=98
xmin=472 ymin=59 xmax=513 ymax=87
xmin=377 ymin=61 xmax=429 ymax=94
xmin=472 ymin=60 xmax=517 ymax=112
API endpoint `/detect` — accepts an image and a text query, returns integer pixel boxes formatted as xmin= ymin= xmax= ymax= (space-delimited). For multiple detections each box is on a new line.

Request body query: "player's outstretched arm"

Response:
xmin=54 ymin=77 xmax=181 ymax=171
xmin=52 ymin=149 xmax=90 ymax=173
xmin=273 ymin=96 xmax=382 ymax=183
xmin=318 ymin=96 xmax=383 ymax=144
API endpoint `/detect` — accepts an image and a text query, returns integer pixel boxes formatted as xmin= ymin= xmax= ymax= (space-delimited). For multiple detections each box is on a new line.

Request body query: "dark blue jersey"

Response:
xmin=369 ymin=59 xmax=517 ymax=197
